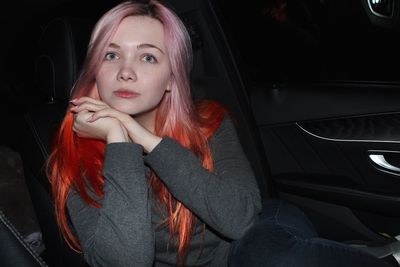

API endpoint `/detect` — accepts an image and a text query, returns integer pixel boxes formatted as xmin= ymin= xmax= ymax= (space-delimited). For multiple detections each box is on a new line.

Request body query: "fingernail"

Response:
xmin=70 ymin=99 xmax=77 ymax=103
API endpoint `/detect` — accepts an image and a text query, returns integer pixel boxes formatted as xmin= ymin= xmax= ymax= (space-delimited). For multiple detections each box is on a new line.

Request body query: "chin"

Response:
xmin=108 ymin=102 xmax=138 ymax=115
xmin=115 ymin=107 xmax=139 ymax=115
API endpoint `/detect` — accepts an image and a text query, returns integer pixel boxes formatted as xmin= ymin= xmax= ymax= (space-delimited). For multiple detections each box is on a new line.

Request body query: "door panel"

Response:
xmin=215 ymin=0 xmax=400 ymax=243
xmin=249 ymin=82 xmax=400 ymax=240
xmin=298 ymin=113 xmax=400 ymax=142
xmin=251 ymin=83 xmax=400 ymax=125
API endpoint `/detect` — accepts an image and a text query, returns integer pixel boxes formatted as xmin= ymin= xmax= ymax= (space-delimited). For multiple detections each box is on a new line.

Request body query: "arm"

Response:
xmin=144 ymin=117 xmax=262 ymax=240
xmin=67 ymin=143 xmax=154 ymax=267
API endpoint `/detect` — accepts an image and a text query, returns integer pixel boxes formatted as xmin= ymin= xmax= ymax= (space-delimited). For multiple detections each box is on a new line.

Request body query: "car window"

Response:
xmin=216 ymin=0 xmax=400 ymax=83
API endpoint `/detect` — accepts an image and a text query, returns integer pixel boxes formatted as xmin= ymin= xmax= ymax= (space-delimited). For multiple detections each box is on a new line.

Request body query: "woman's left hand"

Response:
xmin=70 ymin=97 xmax=162 ymax=153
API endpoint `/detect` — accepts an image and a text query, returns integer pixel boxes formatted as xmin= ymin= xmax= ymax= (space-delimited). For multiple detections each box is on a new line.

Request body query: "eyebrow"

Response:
xmin=108 ymin=42 xmax=164 ymax=54
xmin=137 ymin=43 xmax=165 ymax=54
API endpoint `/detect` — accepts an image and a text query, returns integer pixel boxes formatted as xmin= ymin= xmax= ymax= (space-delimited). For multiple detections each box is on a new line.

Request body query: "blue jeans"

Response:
xmin=229 ymin=199 xmax=393 ymax=267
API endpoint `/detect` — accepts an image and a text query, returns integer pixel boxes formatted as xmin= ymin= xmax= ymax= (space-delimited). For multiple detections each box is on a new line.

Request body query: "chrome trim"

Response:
xmin=394 ymin=236 xmax=400 ymax=264
xmin=369 ymin=154 xmax=400 ymax=173
xmin=367 ymin=0 xmax=394 ymax=18
xmin=296 ymin=123 xmax=400 ymax=143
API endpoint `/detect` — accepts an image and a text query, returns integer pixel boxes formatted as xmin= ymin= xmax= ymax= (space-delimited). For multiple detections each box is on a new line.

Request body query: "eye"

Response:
xmin=104 ymin=52 xmax=119 ymax=61
xmin=142 ymin=54 xmax=157 ymax=64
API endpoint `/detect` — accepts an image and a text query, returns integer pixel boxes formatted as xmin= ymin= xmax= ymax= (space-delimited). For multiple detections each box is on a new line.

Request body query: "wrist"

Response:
xmin=142 ymin=135 xmax=162 ymax=153
xmin=106 ymin=126 xmax=130 ymax=144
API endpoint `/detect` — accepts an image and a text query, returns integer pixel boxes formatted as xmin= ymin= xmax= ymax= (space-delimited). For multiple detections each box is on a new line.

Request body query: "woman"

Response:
xmin=47 ymin=1 xmax=395 ymax=267
xmin=47 ymin=1 xmax=261 ymax=266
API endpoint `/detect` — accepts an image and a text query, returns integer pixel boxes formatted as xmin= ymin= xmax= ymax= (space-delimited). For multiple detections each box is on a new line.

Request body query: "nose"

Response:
xmin=117 ymin=64 xmax=137 ymax=82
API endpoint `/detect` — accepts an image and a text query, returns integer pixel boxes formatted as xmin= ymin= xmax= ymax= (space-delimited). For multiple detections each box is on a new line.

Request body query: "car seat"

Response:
xmin=0 ymin=209 xmax=48 ymax=267
xmin=19 ymin=0 xmax=273 ymax=266
xmin=20 ymin=17 xmax=93 ymax=267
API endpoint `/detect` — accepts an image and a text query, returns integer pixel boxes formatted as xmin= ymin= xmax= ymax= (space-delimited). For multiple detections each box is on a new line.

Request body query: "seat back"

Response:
xmin=19 ymin=1 xmax=272 ymax=266
xmin=0 ymin=209 xmax=48 ymax=267
xmin=20 ymin=17 xmax=93 ymax=267
xmin=168 ymin=0 xmax=272 ymax=197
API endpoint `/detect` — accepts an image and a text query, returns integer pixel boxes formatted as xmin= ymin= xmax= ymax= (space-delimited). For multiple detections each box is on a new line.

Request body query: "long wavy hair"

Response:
xmin=46 ymin=0 xmax=226 ymax=265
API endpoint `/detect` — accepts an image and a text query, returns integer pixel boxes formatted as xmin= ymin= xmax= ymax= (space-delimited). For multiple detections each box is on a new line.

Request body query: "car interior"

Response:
xmin=1 ymin=0 xmax=400 ymax=266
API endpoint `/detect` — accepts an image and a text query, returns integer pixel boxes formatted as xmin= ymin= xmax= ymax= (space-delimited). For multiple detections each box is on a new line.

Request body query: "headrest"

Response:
xmin=34 ymin=17 xmax=93 ymax=102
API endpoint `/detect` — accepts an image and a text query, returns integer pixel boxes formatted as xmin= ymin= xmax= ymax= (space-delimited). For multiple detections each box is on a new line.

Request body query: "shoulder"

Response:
xmin=209 ymin=114 xmax=242 ymax=151
xmin=213 ymin=114 xmax=236 ymax=138
xmin=194 ymin=100 xmax=239 ymax=144
xmin=196 ymin=100 xmax=229 ymax=138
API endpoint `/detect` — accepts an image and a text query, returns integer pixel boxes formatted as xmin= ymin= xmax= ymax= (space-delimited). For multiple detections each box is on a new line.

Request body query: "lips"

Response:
xmin=113 ymin=89 xmax=140 ymax=99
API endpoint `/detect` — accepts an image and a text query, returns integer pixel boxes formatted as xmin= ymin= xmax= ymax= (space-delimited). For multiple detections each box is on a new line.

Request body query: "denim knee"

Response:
xmin=229 ymin=199 xmax=316 ymax=266
xmin=228 ymin=199 xmax=392 ymax=267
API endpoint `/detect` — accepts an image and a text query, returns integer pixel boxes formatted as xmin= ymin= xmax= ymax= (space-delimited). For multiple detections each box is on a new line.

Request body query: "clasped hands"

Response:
xmin=70 ymin=97 xmax=161 ymax=153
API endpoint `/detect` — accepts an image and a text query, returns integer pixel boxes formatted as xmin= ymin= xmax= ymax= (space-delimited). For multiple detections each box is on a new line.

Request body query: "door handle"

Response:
xmin=369 ymin=154 xmax=400 ymax=173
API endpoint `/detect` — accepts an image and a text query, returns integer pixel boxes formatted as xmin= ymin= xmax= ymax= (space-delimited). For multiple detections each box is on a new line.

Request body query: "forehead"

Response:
xmin=111 ymin=16 xmax=165 ymax=49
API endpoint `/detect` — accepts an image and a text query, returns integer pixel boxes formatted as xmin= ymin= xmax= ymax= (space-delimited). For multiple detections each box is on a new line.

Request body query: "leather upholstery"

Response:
xmin=0 ymin=210 xmax=48 ymax=267
xmin=34 ymin=18 xmax=93 ymax=102
xmin=21 ymin=17 xmax=93 ymax=267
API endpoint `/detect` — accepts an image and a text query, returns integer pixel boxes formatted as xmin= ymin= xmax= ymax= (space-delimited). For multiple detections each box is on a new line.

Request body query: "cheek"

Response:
xmin=95 ymin=80 xmax=106 ymax=99
xmin=148 ymin=76 xmax=170 ymax=99
xmin=146 ymin=87 xmax=167 ymax=107
xmin=95 ymin=69 xmax=113 ymax=98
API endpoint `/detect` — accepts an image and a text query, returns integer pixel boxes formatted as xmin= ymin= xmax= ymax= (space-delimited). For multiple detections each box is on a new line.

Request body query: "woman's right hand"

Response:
xmin=71 ymin=97 xmax=162 ymax=152
xmin=72 ymin=108 xmax=129 ymax=144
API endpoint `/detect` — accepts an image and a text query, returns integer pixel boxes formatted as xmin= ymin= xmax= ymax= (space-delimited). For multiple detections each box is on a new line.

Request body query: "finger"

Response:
xmin=71 ymin=96 xmax=107 ymax=106
xmin=74 ymin=110 xmax=92 ymax=124
xmin=72 ymin=98 xmax=107 ymax=108
xmin=70 ymin=102 xmax=107 ymax=113
xmin=87 ymin=108 xmax=123 ymax=122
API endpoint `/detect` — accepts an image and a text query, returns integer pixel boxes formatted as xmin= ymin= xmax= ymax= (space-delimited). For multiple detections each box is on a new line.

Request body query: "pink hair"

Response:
xmin=47 ymin=1 xmax=226 ymax=265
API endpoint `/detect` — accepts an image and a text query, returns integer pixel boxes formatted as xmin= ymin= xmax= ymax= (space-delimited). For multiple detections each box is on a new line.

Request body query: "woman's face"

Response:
xmin=96 ymin=16 xmax=172 ymax=125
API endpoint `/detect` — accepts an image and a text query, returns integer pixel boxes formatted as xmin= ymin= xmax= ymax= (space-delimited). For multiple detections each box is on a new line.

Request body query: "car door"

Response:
xmin=216 ymin=0 xmax=400 ymax=245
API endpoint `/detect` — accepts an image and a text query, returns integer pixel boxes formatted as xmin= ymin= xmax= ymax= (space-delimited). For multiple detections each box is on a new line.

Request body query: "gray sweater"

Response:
xmin=67 ymin=117 xmax=262 ymax=266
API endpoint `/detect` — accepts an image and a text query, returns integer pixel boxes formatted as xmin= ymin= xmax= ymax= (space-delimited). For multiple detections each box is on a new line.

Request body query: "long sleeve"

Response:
xmin=144 ymin=117 xmax=262 ymax=240
xmin=66 ymin=143 xmax=154 ymax=267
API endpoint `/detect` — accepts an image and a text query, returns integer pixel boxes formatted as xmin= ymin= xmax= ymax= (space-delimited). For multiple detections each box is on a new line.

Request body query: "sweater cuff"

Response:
xmin=145 ymin=137 xmax=178 ymax=163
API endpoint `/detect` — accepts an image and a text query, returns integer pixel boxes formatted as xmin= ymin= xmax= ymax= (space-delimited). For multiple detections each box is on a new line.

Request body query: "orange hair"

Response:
xmin=47 ymin=100 xmax=227 ymax=265
xmin=47 ymin=1 xmax=228 ymax=264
